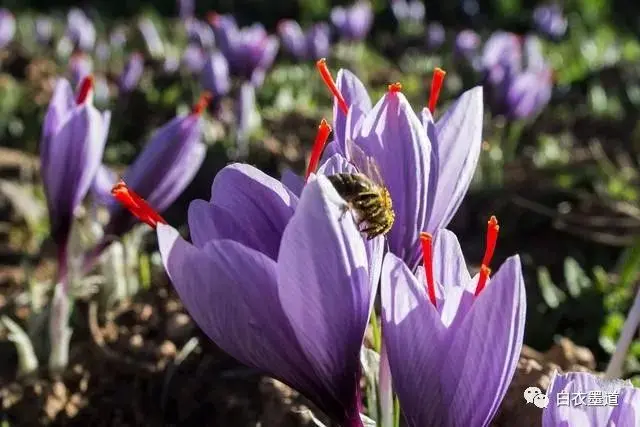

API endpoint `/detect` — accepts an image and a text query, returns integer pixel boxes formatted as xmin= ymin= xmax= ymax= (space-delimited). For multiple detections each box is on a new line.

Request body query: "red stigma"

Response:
xmin=75 ymin=75 xmax=94 ymax=105
xmin=475 ymin=216 xmax=500 ymax=296
xmin=305 ymin=119 xmax=332 ymax=181
xmin=428 ymin=68 xmax=446 ymax=114
xmin=316 ymin=58 xmax=349 ymax=115
xmin=192 ymin=92 xmax=213 ymax=115
xmin=388 ymin=82 xmax=402 ymax=93
xmin=111 ymin=180 xmax=167 ymax=229
xmin=419 ymin=232 xmax=437 ymax=308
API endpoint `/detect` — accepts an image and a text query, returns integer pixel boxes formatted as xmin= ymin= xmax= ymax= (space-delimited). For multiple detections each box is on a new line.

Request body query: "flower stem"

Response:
xmin=605 ymin=285 xmax=640 ymax=379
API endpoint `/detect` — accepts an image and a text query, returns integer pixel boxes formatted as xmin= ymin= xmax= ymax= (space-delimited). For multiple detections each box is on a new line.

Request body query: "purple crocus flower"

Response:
xmin=212 ymin=21 xmax=279 ymax=86
xmin=138 ymin=17 xmax=165 ymax=59
xmin=0 ymin=9 xmax=16 ymax=49
xmin=35 ymin=16 xmax=53 ymax=46
xmin=66 ymin=8 xmax=96 ymax=52
xmin=303 ymin=62 xmax=483 ymax=270
xmin=137 ymin=170 xmax=382 ymax=426
xmin=505 ymin=67 xmax=553 ymax=119
xmin=391 ymin=0 xmax=425 ymax=25
xmin=330 ymin=2 xmax=374 ymax=42
xmin=426 ymin=22 xmax=445 ymax=50
xmin=119 ymin=52 xmax=145 ymax=94
xmin=200 ymin=52 xmax=230 ymax=97
xmin=278 ymin=20 xmax=331 ymax=61
xmin=40 ymin=76 xmax=111 ymax=257
xmin=533 ymin=3 xmax=568 ymax=39
xmin=182 ymin=43 xmax=206 ymax=74
xmin=178 ymin=0 xmax=195 ymax=19
xmin=68 ymin=53 xmax=93 ymax=87
xmin=101 ymin=93 xmax=210 ymax=238
xmin=381 ymin=227 xmax=526 ymax=426
xmin=185 ymin=18 xmax=215 ymax=49
xmin=455 ymin=29 xmax=481 ymax=60
xmin=543 ymin=371 xmax=640 ymax=426
xmin=207 ymin=12 xmax=237 ymax=56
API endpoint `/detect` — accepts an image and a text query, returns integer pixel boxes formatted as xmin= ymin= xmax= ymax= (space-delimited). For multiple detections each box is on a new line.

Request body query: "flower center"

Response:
xmin=191 ymin=91 xmax=213 ymax=115
xmin=475 ymin=216 xmax=500 ymax=296
xmin=75 ymin=75 xmax=94 ymax=105
xmin=316 ymin=58 xmax=349 ymax=115
xmin=111 ymin=180 xmax=167 ymax=229
xmin=427 ymin=67 xmax=446 ymax=113
xmin=305 ymin=119 xmax=332 ymax=181
xmin=419 ymin=232 xmax=437 ymax=308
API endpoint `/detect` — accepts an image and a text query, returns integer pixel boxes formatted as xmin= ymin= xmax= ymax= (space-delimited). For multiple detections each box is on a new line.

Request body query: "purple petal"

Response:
xmin=91 ymin=164 xmax=117 ymax=204
xmin=277 ymin=174 xmax=382 ymax=420
xmin=354 ymin=91 xmax=431 ymax=269
xmin=317 ymin=153 xmax=358 ymax=176
xmin=188 ymin=163 xmax=298 ymax=259
xmin=278 ymin=20 xmax=306 ymax=59
xmin=280 ymin=168 xmax=304 ymax=197
xmin=425 ymin=86 xmax=483 ymax=234
xmin=200 ymin=52 xmax=231 ymax=97
xmin=334 ymin=69 xmax=372 ymax=150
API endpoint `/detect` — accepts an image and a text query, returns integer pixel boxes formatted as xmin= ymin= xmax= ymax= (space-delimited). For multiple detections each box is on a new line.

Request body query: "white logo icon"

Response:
xmin=534 ymin=394 xmax=550 ymax=408
xmin=523 ymin=386 xmax=550 ymax=408
xmin=524 ymin=386 xmax=542 ymax=404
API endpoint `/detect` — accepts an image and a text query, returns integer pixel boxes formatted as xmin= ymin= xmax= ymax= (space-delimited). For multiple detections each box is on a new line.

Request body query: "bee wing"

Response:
xmin=345 ymin=138 xmax=386 ymax=187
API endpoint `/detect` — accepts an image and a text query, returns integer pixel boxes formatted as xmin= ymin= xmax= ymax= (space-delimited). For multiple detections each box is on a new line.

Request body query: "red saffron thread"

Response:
xmin=192 ymin=92 xmax=213 ymax=115
xmin=305 ymin=119 xmax=332 ymax=181
xmin=475 ymin=216 xmax=500 ymax=296
xmin=75 ymin=75 xmax=94 ymax=105
xmin=420 ymin=232 xmax=437 ymax=307
xmin=316 ymin=58 xmax=349 ymax=115
xmin=427 ymin=68 xmax=446 ymax=114
xmin=111 ymin=181 xmax=167 ymax=229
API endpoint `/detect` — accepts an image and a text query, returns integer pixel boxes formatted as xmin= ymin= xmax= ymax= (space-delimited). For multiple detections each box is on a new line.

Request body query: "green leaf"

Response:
xmin=564 ymin=257 xmax=592 ymax=298
xmin=538 ymin=267 xmax=567 ymax=308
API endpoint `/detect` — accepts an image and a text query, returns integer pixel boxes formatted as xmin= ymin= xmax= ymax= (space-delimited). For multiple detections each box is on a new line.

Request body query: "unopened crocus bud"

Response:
xmin=426 ymin=22 xmax=445 ymax=50
xmin=0 ymin=9 xmax=16 ymax=49
xmin=330 ymin=1 xmax=373 ymax=41
xmin=200 ymin=52 xmax=230 ymax=97
xmin=35 ymin=16 xmax=53 ymax=46
xmin=307 ymin=23 xmax=331 ymax=60
xmin=66 ymin=8 xmax=96 ymax=52
xmin=69 ymin=53 xmax=93 ymax=87
xmin=103 ymin=93 xmax=210 ymax=237
xmin=119 ymin=52 xmax=144 ymax=94
xmin=40 ymin=76 xmax=111 ymax=260
xmin=138 ymin=17 xmax=165 ymax=59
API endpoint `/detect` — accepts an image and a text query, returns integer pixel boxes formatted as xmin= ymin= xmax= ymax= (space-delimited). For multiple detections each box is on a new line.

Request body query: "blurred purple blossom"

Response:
xmin=182 ymin=44 xmax=206 ymax=73
xmin=185 ymin=18 xmax=215 ymax=49
xmin=330 ymin=2 xmax=373 ymax=41
xmin=178 ymin=0 xmax=195 ymax=19
xmin=454 ymin=29 xmax=481 ymax=60
xmin=0 ymin=9 xmax=16 ymax=49
xmin=210 ymin=18 xmax=279 ymax=86
xmin=391 ymin=0 xmax=425 ymax=25
xmin=110 ymin=27 xmax=127 ymax=50
xmin=199 ymin=51 xmax=230 ymax=97
xmin=533 ymin=3 xmax=568 ymax=39
xmin=543 ymin=372 xmax=640 ymax=426
xmin=119 ymin=52 xmax=145 ymax=93
xmin=277 ymin=20 xmax=330 ymax=61
xmin=95 ymin=41 xmax=111 ymax=63
xmin=66 ymin=8 xmax=96 ymax=52
xmin=426 ymin=22 xmax=445 ymax=50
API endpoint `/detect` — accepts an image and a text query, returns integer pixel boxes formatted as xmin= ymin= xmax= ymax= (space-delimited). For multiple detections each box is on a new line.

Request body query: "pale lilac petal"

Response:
xmin=280 ymin=168 xmax=304 ymax=197
xmin=334 ymin=69 xmax=372 ymax=150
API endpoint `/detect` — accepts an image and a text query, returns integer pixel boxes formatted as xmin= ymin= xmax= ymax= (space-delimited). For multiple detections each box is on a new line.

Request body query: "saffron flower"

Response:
xmin=199 ymin=52 xmax=231 ymax=97
xmin=454 ymin=29 xmax=481 ymax=60
xmin=381 ymin=225 xmax=526 ymax=426
xmin=0 ymin=9 xmax=15 ymax=49
xmin=209 ymin=16 xmax=279 ymax=86
xmin=113 ymin=174 xmax=383 ymax=427
xmin=543 ymin=371 xmax=640 ymax=426
xmin=331 ymin=2 xmax=374 ymax=42
xmin=65 ymin=8 xmax=96 ymax=52
xmin=101 ymin=93 xmax=210 ymax=239
xmin=185 ymin=18 xmax=215 ymax=49
xmin=119 ymin=52 xmax=145 ymax=94
xmin=277 ymin=20 xmax=331 ymax=62
xmin=40 ymin=76 xmax=111 ymax=260
xmin=306 ymin=61 xmax=483 ymax=270
xmin=391 ymin=0 xmax=425 ymax=25
xmin=533 ymin=3 xmax=568 ymax=39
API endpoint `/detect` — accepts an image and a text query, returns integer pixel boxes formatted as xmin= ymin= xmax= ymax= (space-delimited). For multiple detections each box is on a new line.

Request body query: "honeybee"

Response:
xmin=326 ymin=139 xmax=395 ymax=240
